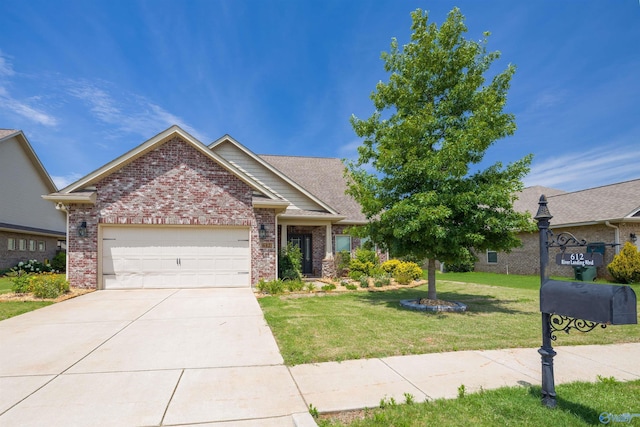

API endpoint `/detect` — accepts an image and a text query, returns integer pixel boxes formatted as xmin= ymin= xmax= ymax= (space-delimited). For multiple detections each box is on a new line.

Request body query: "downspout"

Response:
xmin=605 ymin=221 xmax=620 ymax=255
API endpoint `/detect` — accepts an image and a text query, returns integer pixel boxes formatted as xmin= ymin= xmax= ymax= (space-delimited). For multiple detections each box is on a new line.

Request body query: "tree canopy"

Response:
xmin=346 ymin=8 xmax=533 ymax=299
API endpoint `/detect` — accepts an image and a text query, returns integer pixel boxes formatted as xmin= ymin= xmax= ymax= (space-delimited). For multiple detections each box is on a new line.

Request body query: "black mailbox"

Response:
xmin=540 ymin=280 xmax=637 ymax=325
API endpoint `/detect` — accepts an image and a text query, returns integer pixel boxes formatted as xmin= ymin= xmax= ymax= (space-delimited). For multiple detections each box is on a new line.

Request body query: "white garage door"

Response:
xmin=101 ymin=226 xmax=250 ymax=289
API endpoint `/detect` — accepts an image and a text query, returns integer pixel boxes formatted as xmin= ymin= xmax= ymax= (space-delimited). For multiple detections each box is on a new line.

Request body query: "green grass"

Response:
xmin=0 ymin=300 xmax=54 ymax=321
xmin=318 ymin=378 xmax=640 ymax=426
xmin=435 ymin=271 xmax=624 ymax=290
xmin=259 ymin=277 xmax=640 ymax=366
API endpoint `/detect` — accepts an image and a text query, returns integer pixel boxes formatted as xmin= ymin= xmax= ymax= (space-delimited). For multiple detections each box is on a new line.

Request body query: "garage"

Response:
xmin=101 ymin=226 xmax=251 ymax=289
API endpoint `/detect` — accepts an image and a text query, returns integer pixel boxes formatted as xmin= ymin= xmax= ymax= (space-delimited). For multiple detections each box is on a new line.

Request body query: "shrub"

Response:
xmin=348 ymin=247 xmax=380 ymax=279
xmin=12 ymin=259 xmax=54 ymax=274
xmin=285 ymin=279 xmax=305 ymax=292
xmin=348 ymin=270 xmax=365 ymax=281
xmin=51 ymin=251 xmax=66 ymax=272
xmin=349 ymin=259 xmax=375 ymax=277
xmin=30 ymin=273 xmax=69 ymax=299
xmin=321 ymin=283 xmax=336 ymax=292
xmin=359 ymin=276 xmax=370 ymax=288
xmin=394 ymin=261 xmax=423 ymax=285
xmin=374 ymin=274 xmax=391 ymax=287
xmin=335 ymin=250 xmax=351 ymax=277
xmin=257 ymin=278 xmax=286 ymax=295
xmin=608 ymin=242 xmax=640 ymax=284
xmin=11 ymin=272 xmax=33 ymax=294
xmin=279 ymin=243 xmax=302 ymax=281
xmin=345 ymin=283 xmax=357 ymax=291
xmin=381 ymin=259 xmax=402 ymax=275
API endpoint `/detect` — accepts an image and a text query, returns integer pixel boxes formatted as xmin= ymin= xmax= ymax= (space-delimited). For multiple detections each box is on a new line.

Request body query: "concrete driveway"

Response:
xmin=0 ymin=288 xmax=313 ymax=426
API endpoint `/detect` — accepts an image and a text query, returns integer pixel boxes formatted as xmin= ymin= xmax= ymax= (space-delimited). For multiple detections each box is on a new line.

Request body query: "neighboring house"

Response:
xmin=44 ymin=126 xmax=368 ymax=290
xmin=0 ymin=129 xmax=66 ymax=270
xmin=474 ymin=182 xmax=640 ymax=279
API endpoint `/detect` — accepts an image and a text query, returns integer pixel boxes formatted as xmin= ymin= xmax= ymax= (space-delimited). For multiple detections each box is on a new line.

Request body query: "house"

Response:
xmin=44 ymin=126 xmax=368 ymax=289
xmin=0 ymin=129 xmax=66 ymax=270
xmin=474 ymin=181 xmax=640 ymax=279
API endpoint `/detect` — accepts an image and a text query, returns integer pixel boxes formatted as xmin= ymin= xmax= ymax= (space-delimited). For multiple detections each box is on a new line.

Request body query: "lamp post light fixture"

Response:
xmin=258 ymin=224 xmax=267 ymax=239
xmin=78 ymin=221 xmax=87 ymax=237
xmin=631 ymin=233 xmax=637 ymax=243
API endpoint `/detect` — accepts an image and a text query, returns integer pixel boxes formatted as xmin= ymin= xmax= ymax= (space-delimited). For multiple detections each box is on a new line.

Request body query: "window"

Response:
xmin=7 ymin=238 xmax=16 ymax=251
xmin=487 ymin=250 xmax=498 ymax=264
xmin=335 ymin=235 xmax=351 ymax=253
xmin=38 ymin=241 xmax=46 ymax=252
xmin=19 ymin=239 xmax=26 ymax=251
xmin=29 ymin=240 xmax=36 ymax=251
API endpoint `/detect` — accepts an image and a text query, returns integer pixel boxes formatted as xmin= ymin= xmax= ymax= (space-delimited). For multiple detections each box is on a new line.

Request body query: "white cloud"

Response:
xmin=66 ymin=80 xmax=207 ymax=142
xmin=0 ymin=52 xmax=58 ymax=126
xmin=0 ymin=52 xmax=15 ymax=77
xmin=524 ymin=143 xmax=640 ymax=191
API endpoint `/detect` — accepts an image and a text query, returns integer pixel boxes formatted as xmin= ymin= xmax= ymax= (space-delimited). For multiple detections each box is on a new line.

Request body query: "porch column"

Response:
xmin=325 ymin=223 xmax=333 ymax=259
xmin=322 ymin=223 xmax=337 ymax=278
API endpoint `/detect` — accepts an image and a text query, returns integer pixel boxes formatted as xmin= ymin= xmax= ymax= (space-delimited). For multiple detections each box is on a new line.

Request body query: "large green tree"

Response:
xmin=347 ymin=8 xmax=533 ymax=300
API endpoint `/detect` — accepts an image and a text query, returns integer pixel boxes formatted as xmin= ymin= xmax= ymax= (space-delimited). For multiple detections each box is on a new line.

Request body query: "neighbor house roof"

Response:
xmin=516 ymin=180 xmax=640 ymax=228
xmin=259 ymin=154 xmax=368 ymax=224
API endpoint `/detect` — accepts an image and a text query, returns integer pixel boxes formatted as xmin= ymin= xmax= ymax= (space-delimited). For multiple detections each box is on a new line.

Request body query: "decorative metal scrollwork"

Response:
xmin=549 ymin=314 xmax=607 ymax=341
xmin=546 ymin=230 xmax=587 ymax=250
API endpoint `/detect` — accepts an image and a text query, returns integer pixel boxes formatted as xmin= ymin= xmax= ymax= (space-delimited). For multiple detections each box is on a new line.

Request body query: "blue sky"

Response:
xmin=1 ymin=0 xmax=638 ymax=192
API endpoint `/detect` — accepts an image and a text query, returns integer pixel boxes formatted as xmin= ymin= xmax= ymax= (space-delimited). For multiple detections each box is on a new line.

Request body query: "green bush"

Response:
xmin=381 ymin=259 xmax=402 ymax=275
xmin=394 ymin=261 xmax=423 ymax=285
xmin=285 ymin=279 xmax=305 ymax=292
xmin=12 ymin=259 xmax=54 ymax=274
xmin=12 ymin=273 xmax=69 ymax=298
xmin=257 ymin=278 xmax=286 ymax=295
xmin=359 ymin=276 xmax=370 ymax=288
xmin=278 ymin=243 xmax=302 ymax=281
xmin=446 ymin=249 xmax=476 ymax=272
xmin=374 ymin=274 xmax=392 ymax=287
xmin=608 ymin=242 xmax=640 ymax=284
xmin=11 ymin=273 xmax=33 ymax=294
xmin=348 ymin=247 xmax=380 ymax=279
xmin=30 ymin=274 xmax=69 ymax=299
xmin=345 ymin=283 xmax=357 ymax=291
xmin=51 ymin=251 xmax=66 ymax=272
xmin=336 ymin=250 xmax=351 ymax=277
xmin=321 ymin=283 xmax=336 ymax=292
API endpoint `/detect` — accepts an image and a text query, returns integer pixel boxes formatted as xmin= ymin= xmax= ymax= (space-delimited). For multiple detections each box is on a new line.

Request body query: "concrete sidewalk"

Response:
xmin=290 ymin=343 xmax=640 ymax=413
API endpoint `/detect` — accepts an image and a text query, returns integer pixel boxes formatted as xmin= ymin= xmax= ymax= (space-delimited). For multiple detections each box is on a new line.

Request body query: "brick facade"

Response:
xmin=66 ymin=137 xmax=276 ymax=289
xmin=0 ymin=231 xmax=60 ymax=270
xmin=474 ymin=223 xmax=640 ymax=280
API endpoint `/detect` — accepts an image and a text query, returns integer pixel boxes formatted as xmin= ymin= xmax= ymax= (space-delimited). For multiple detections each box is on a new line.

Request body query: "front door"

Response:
xmin=288 ymin=234 xmax=313 ymax=275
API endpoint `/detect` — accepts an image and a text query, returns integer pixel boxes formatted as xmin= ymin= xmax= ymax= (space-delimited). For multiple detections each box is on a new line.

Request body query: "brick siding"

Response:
xmin=474 ymin=223 xmax=640 ymax=280
xmin=0 ymin=231 xmax=60 ymax=270
xmin=66 ymin=137 xmax=276 ymax=288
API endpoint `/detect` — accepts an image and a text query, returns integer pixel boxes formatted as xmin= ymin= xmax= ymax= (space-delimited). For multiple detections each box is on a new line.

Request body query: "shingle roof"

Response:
xmin=516 ymin=179 xmax=640 ymax=226
xmin=0 ymin=129 xmax=19 ymax=140
xmin=259 ymin=155 xmax=367 ymax=223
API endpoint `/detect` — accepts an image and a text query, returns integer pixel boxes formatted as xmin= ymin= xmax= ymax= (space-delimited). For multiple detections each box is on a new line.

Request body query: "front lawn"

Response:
xmin=259 ymin=276 xmax=640 ymax=366
xmin=0 ymin=300 xmax=54 ymax=321
xmin=0 ymin=276 xmax=12 ymax=294
xmin=318 ymin=378 xmax=640 ymax=427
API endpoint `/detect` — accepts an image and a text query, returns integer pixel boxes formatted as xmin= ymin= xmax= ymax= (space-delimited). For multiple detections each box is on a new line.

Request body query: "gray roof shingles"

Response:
xmin=259 ymin=154 xmax=367 ymax=223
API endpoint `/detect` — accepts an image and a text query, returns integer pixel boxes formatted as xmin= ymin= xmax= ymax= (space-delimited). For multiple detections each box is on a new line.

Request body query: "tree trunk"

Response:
xmin=427 ymin=258 xmax=437 ymax=300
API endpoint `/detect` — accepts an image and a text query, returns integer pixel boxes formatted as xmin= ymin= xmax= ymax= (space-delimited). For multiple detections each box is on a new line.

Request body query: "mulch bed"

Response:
xmin=0 ymin=287 xmax=95 ymax=302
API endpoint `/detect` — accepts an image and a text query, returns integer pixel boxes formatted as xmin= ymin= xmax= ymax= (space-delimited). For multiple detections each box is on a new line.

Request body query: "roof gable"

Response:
xmin=0 ymin=129 xmax=58 ymax=193
xmin=210 ymin=135 xmax=339 ymax=215
xmin=52 ymin=126 xmax=279 ymax=201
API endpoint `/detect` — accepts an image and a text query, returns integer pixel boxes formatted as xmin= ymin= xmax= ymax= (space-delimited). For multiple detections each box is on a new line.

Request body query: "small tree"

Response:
xmin=347 ymin=8 xmax=532 ymax=300
xmin=608 ymin=242 xmax=640 ymax=284
xmin=278 ymin=242 xmax=302 ymax=281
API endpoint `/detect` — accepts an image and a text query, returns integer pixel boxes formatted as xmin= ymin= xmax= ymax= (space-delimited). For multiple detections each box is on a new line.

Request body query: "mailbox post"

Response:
xmin=534 ymin=195 xmax=637 ymax=408
xmin=534 ymin=195 xmax=557 ymax=407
